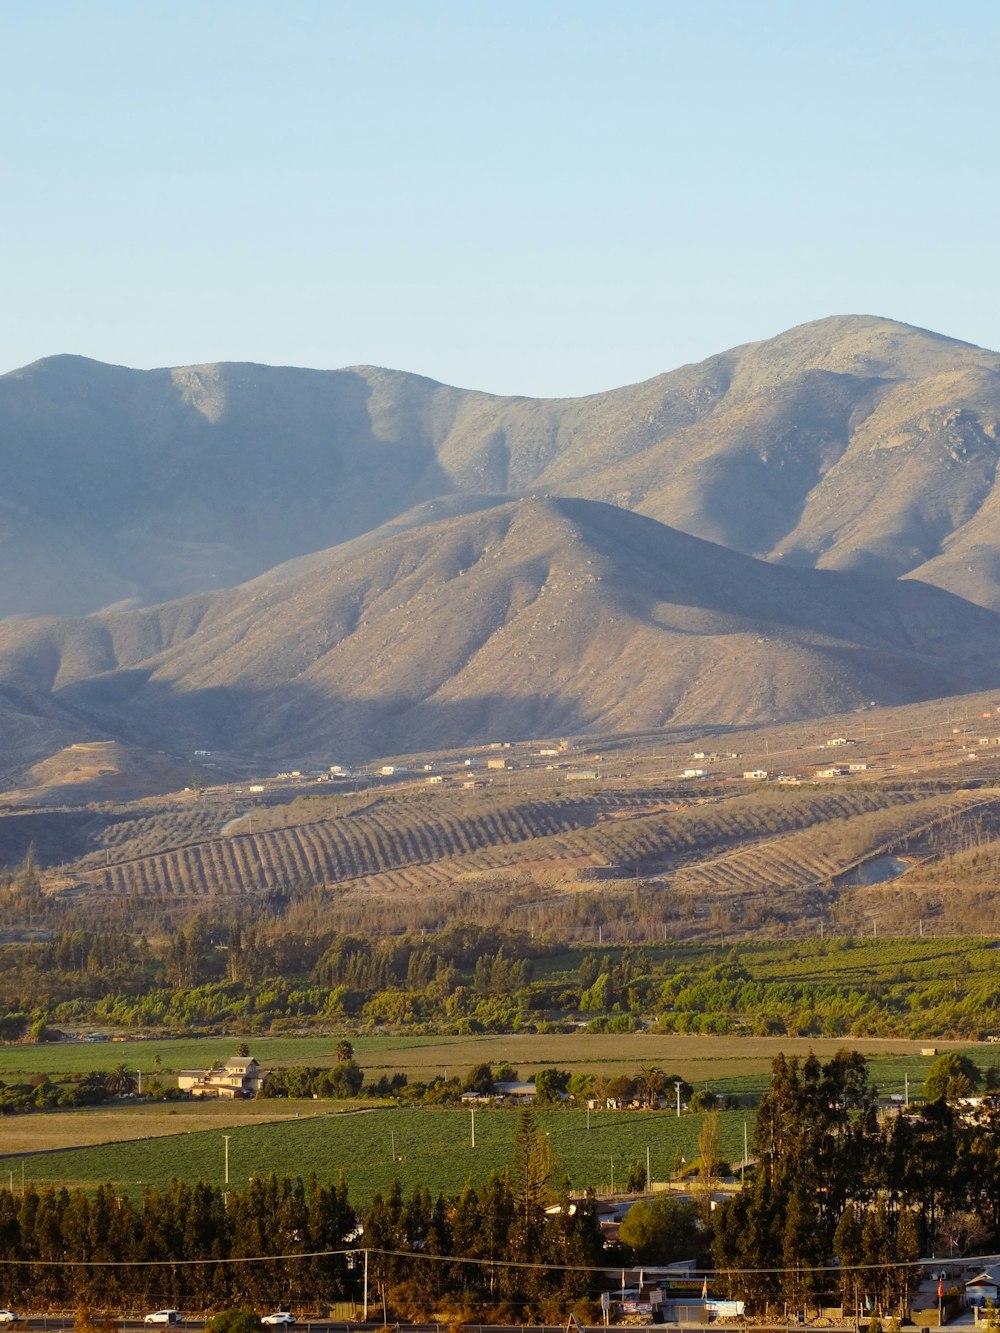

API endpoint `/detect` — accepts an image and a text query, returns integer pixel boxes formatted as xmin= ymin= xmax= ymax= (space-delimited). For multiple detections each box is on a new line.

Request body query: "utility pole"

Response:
xmin=470 ymin=1109 xmax=475 ymax=1149
xmin=646 ymin=1146 xmax=651 ymax=1191
xmin=223 ymin=1135 xmax=230 ymax=1185
xmin=675 ymin=1081 xmax=682 ymax=1117
xmin=363 ymin=1250 xmax=369 ymax=1322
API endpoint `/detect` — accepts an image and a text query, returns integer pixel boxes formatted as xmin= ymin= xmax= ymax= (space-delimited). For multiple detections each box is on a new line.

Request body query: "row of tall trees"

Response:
xmin=0 ymin=1114 xmax=601 ymax=1319
xmin=714 ymin=1050 xmax=1000 ymax=1314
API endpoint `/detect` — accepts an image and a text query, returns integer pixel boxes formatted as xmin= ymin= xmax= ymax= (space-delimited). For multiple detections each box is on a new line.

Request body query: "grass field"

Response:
xmin=0 ymin=1098 xmax=348 ymax=1155
xmin=0 ymin=1031 xmax=966 ymax=1082
xmin=9 ymin=1105 xmax=754 ymax=1203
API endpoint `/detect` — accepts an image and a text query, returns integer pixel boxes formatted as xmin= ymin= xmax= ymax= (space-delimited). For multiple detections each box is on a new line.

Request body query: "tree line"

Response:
xmin=0 ymin=1113 xmax=600 ymax=1321
xmin=714 ymin=1050 xmax=1000 ymax=1315
xmin=5 ymin=900 xmax=1000 ymax=1041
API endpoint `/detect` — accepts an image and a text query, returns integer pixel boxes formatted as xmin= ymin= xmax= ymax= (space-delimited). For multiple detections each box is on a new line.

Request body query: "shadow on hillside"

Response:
xmin=51 ymin=667 xmax=615 ymax=772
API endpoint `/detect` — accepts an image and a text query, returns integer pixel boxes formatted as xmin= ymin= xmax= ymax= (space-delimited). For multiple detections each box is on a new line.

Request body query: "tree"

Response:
xmin=689 ymin=1089 xmax=717 ymax=1113
xmin=207 ymin=1313 xmax=262 ymax=1333
xmin=462 ymin=1062 xmax=494 ymax=1095
xmin=925 ymin=1052 xmax=981 ymax=1102
xmin=510 ymin=1108 xmax=552 ymax=1259
xmin=696 ymin=1110 xmax=720 ymax=1223
xmin=619 ymin=1194 xmax=701 ymax=1263
xmin=324 ymin=1060 xmax=364 ymax=1097
xmin=635 ymin=1064 xmax=667 ymax=1108
xmin=624 ymin=1159 xmax=647 ymax=1193
xmin=335 ymin=1039 xmax=354 ymax=1064
xmin=104 ymin=1063 xmax=137 ymax=1097
xmin=235 ymin=1042 xmax=250 ymax=1058
xmin=533 ymin=1068 xmax=570 ymax=1104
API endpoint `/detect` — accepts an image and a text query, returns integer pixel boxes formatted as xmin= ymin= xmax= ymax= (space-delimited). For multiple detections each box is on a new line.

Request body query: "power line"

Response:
xmin=0 ymin=1243 xmax=993 ymax=1281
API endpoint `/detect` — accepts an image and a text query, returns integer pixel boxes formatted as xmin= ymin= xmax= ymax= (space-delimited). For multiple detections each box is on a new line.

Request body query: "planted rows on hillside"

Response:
xmin=86 ymin=794 xmax=632 ymax=897
xmin=670 ymin=789 xmax=1000 ymax=895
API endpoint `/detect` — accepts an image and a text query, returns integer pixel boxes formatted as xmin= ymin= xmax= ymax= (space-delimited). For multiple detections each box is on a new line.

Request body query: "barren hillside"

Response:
xmin=5 ymin=316 xmax=1000 ymax=616
xmin=0 ymin=497 xmax=999 ymax=776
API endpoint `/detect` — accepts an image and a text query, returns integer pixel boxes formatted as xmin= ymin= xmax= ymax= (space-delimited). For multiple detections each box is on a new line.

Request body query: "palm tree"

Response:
xmin=104 ymin=1063 xmax=138 ymax=1097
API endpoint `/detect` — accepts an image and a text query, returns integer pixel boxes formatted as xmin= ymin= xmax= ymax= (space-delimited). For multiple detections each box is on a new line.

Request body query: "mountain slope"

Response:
xmin=5 ymin=315 xmax=1000 ymax=616
xmin=0 ymin=497 xmax=997 ymax=775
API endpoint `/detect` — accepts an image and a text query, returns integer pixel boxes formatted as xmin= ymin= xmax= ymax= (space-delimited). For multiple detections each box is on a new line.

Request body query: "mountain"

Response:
xmin=5 ymin=315 xmax=1000 ymax=618
xmin=1 ymin=496 xmax=998 ymax=778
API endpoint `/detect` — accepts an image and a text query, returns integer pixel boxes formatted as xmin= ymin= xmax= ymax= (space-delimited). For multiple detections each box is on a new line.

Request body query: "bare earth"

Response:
xmin=0 ymin=1099 xmax=339 ymax=1156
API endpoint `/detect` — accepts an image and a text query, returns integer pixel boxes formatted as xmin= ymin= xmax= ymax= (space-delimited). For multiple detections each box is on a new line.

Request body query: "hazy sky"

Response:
xmin=3 ymin=1 xmax=998 ymax=396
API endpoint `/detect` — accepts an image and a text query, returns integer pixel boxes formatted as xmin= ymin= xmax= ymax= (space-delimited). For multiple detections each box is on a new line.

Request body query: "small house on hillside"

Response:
xmin=177 ymin=1055 xmax=267 ymax=1099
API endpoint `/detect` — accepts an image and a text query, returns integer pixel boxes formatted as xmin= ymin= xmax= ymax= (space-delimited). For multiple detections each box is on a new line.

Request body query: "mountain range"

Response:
xmin=3 ymin=315 xmax=1000 ymax=780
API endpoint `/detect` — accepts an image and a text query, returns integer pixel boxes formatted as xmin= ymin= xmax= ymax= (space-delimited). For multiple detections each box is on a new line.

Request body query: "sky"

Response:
xmin=2 ymin=0 xmax=999 ymax=397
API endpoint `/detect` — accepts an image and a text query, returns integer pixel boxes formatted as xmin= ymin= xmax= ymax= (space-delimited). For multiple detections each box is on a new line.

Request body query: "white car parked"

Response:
xmin=261 ymin=1316 xmax=295 ymax=1326
xmin=0 ymin=1313 xmax=17 ymax=1323
xmin=144 ymin=1312 xmax=182 ymax=1325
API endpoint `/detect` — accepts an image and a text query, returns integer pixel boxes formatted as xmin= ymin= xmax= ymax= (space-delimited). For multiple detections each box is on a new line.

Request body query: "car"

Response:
xmin=0 ymin=1314 xmax=17 ymax=1323
xmin=261 ymin=1316 xmax=295 ymax=1326
xmin=144 ymin=1313 xmax=182 ymax=1325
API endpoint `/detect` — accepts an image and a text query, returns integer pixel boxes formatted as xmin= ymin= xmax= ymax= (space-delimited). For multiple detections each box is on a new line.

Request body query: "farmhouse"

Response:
xmin=177 ymin=1055 xmax=267 ymax=1099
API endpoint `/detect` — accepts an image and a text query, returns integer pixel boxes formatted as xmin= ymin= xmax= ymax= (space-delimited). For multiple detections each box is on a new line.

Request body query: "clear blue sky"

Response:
xmin=2 ymin=0 xmax=998 ymax=396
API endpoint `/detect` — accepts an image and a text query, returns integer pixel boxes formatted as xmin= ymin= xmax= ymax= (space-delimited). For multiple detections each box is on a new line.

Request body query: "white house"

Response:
xmin=177 ymin=1055 xmax=267 ymax=1100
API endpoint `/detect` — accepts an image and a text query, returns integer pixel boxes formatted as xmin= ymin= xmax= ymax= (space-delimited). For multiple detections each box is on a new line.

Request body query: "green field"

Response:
xmin=0 ymin=1029 xmax=963 ymax=1090
xmin=12 ymin=1105 xmax=752 ymax=1203
xmin=0 ymin=1033 xmax=441 ymax=1078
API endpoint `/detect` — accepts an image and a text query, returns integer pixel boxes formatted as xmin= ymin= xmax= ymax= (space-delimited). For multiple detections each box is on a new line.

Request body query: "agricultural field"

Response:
xmin=0 ymin=1028 xmax=957 ymax=1085
xmin=24 ymin=773 xmax=1000 ymax=950
xmin=8 ymin=684 xmax=1000 ymax=936
xmin=12 ymin=1104 xmax=753 ymax=1202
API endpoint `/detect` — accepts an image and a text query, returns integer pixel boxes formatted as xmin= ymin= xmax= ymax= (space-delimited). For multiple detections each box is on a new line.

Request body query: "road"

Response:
xmin=11 ymin=1324 xmax=578 ymax=1333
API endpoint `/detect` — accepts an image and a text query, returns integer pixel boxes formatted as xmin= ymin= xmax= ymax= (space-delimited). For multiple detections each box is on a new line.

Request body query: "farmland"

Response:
xmin=5 ymin=682 xmax=1000 ymax=941
xmin=13 ymin=1103 xmax=752 ymax=1202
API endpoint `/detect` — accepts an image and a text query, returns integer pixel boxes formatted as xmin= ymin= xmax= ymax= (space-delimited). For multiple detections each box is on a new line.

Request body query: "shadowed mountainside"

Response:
xmin=5 ymin=315 xmax=1000 ymax=616
xmin=1 ymin=496 xmax=999 ymax=776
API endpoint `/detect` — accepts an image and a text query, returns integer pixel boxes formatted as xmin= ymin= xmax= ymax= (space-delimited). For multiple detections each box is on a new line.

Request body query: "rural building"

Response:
xmin=177 ymin=1056 xmax=267 ymax=1099
xmin=743 ymin=769 xmax=768 ymax=780
xmin=848 ymin=762 xmax=869 ymax=772
xmin=486 ymin=758 xmax=507 ymax=770
xmin=682 ymin=768 xmax=707 ymax=778
xmin=495 ymin=1080 xmax=537 ymax=1102
xmin=816 ymin=766 xmax=847 ymax=778
xmin=965 ymin=1270 xmax=1000 ymax=1308
xmin=567 ymin=769 xmax=598 ymax=780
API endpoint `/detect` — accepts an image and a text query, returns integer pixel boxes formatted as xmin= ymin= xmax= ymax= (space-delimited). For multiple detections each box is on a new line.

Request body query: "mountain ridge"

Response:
xmin=1 ymin=495 xmax=998 ymax=778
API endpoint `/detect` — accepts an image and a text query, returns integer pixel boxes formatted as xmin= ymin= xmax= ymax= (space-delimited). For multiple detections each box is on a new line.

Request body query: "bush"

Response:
xmin=206 ymin=1311 xmax=262 ymax=1333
